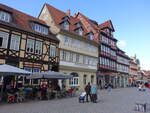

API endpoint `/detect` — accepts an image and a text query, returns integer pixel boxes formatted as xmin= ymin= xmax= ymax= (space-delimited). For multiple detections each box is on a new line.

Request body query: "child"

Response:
xmin=79 ymin=92 xmax=86 ymax=103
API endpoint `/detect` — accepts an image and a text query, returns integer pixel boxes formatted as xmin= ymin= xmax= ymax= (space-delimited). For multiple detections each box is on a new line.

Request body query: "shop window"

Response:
xmin=69 ymin=72 xmax=79 ymax=86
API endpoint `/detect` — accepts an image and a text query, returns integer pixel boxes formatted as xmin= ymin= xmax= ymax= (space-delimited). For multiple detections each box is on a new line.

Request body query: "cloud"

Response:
xmin=117 ymin=40 xmax=127 ymax=47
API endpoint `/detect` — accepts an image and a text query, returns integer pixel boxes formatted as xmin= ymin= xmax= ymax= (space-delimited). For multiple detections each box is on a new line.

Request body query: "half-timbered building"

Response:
xmin=75 ymin=13 xmax=118 ymax=88
xmin=0 ymin=4 xmax=59 ymax=85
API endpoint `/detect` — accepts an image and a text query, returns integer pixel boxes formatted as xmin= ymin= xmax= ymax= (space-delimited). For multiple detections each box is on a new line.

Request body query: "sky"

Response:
xmin=0 ymin=0 xmax=150 ymax=70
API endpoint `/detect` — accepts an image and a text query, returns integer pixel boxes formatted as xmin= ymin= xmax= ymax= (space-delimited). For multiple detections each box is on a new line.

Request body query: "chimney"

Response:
xmin=73 ymin=13 xmax=77 ymax=17
xmin=66 ymin=9 xmax=71 ymax=16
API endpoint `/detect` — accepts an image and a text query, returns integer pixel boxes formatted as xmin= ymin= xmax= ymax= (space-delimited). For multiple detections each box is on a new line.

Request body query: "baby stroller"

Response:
xmin=79 ymin=92 xmax=86 ymax=103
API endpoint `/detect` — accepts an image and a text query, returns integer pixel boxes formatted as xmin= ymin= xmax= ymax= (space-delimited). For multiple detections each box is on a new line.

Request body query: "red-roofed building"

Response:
xmin=39 ymin=3 xmax=99 ymax=91
xmin=0 ymin=3 xmax=59 ymax=85
xmin=75 ymin=13 xmax=118 ymax=88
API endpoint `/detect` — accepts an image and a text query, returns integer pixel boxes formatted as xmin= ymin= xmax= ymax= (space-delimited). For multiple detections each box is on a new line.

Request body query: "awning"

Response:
xmin=0 ymin=64 xmax=31 ymax=76
xmin=27 ymin=71 xmax=73 ymax=79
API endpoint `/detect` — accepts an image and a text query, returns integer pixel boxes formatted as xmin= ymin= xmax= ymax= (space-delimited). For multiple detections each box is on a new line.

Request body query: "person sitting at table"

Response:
xmin=41 ymin=83 xmax=47 ymax=100
xmin=6 ymin=86 xmax=18 ymax=103
xmin=54 ymin=84 xmax=61 ymax=98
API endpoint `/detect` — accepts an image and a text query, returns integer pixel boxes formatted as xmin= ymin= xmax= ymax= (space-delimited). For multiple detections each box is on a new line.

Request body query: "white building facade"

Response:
xmin=39 ymin=4 xmax=99 ymax=91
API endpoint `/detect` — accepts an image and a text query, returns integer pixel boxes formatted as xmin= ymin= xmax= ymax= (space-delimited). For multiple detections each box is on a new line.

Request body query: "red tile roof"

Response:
xmin=98 ymin=20 xmax=115 ymax=32
xmin=45 ymin=4 xmax=89 ymax=36
xmin=0 ymin=3 xmax=58 ymax=42
xmin=75 ymin=12 xmax=100 ymax=42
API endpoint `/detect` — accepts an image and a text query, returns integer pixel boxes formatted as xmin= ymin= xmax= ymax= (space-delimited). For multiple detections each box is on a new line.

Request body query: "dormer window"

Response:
xmin=87 ymin=32 xmax=94 ymax=40
xmin=76 ymin=22 xmax=82 ymax=28
xmin=61 ymin=21 xmax=69 ymax=30
xmin=75 ymin=28 xmax=83 ymax=36
xmin=32 ymin=22 xmax=49 ymax=35
xmin=106 ymin=28 xmax=110 ymax=34
xmin=61 ymin=16 xmax=70 ymax=30
xmin=0 ymin=10 xmax=11 ymax=22
xmin=110 ymin=31 xmax=113 ymax=37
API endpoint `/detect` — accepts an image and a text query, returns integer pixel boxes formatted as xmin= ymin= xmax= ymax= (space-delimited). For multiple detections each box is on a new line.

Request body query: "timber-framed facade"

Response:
xmin=0 ymin=4 xmax=59 ymax=74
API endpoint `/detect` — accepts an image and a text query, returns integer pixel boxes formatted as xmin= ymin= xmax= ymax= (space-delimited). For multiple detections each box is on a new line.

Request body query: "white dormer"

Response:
xmin=0 ymin=10 xmax=11 ymax=22
xmin=76 ymin=22 xmax=82 ymax=28
xmin=87 ymin=32 xmax=94 ymax=40
xmin=61 ymin=21 xmax=69 ymax=30
xmin=61 ymin=16 xmax=70 ymax=30
xmin=75 ymin=28 xmax=83 ymax=36
xmin=32 ymin=22 xmax=49 ymax=35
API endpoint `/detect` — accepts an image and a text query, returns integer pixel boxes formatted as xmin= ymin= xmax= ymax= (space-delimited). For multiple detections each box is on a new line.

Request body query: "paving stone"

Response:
xmin=0 ymin=88 xmax=150 ymax=113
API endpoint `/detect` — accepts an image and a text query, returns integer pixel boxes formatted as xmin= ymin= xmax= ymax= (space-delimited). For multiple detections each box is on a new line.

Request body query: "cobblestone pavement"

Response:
xmin=0 ymin=88 xmax=150 ymax=113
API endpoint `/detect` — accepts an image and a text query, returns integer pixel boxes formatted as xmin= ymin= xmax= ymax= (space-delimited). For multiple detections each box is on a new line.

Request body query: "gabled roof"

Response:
xmin=98 ymin=20 xmax=115 ymax=32
xmin=0 ymin=3 xmax=59 ymax=42
xmin=45 ymin=3 xmax=88 ymax=35
xmin=76 ymin=12 xmax=99 ymax=33
xmin=75 ymin=12 xmax=100 ymax=42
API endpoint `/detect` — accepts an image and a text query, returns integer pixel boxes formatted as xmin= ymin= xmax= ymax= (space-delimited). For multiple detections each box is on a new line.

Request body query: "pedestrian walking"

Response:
xmin=84 ymin=82 xmax=91 ymax=102
xmin=91 ymin=84 xmax=97 ymax=103
xmin=107 ymin=83 xmax=112 ymax=92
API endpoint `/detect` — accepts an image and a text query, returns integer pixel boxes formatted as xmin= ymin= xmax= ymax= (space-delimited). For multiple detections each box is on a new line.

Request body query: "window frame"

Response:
xmin=10 ymin=34 xmax=20 ymax=51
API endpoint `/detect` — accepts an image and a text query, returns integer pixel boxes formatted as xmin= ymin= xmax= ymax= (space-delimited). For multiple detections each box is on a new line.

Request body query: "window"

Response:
xmin=62 ymin=50 xmax=66 ymax=61
xmin=76 ymin=22 xmax=82 ymax=28
xmin=83 ymin=56 xmax=86 ymax=64
xmin=26 ymin=39 xmax=35 ymax=53
xmin=33 ymin=68 xmax=40 ymax=73
xmin=0 ymin=31 xmax=9 ymax=48
xmin=66 ymin=51 xmax=70 ymax=61
xmin=50 ymin=45 xmax=56 ymax=57
xmin=69 ymin=52 xmax=73 ymax=62
xmin=91 ymin=75 xmax=94 ymax=84
xmin=72 ymin=53 xmax=75 ymax=62
xmin=87 ymin=32 xmax=94 ymax=40
xmin=64 ymin=37 xmax=69 ymax=44
xmin=33 ymin=68 xmax=40 ymax=84
xmin=24 ymin=68 xmax=32 ymax=84
xmin=101 ymin=35 xmax=109 ymax=44
xmin=83 ymin=75 xmax=87 ymax=85
xmin=79 ymin=55 xmax=83 ymax=64
xmin=79 ymin=29 xmax=83 ymax=36
xmin=76 ymin=54 xmax=79 ymax=63
xmin=69 ymin=73 xmax=79 ymax=86
xmin=0 ymin=10 xmax=11 ymax=22
xmin=35 ymin=41 xmax=42 ymax=55
xmin=32 ymin=23 xmax=48 ymax=35
xmin=61 ymin=21 xmax=69 ymax=30
xmin=75 ymin=28 xmax=83 ymax=36
xmin=10 ymin=34 xmax=20 ymax=51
